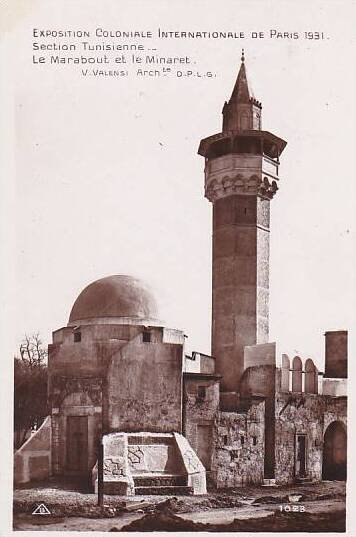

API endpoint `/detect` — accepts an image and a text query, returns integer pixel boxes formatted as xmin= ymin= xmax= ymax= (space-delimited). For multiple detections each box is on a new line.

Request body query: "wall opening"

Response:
xmin=142 ymin=330 xmax=151 ymax=343
xmin=74 ymin=331 xmax=81 ymax=343
xmin=295 ymin=434 xmax=307 ymax=478
xmin=197 ymin=386 xmax=206 ymax=401
xmin=66 ymin=416 xmax=88 ymax=476
xmin=322 ymin=421 xmax=347 ymax=480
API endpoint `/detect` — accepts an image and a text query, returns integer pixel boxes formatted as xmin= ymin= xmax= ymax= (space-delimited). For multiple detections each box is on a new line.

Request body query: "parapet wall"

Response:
xmin=278 ymin=354 xmax=320 ymax=394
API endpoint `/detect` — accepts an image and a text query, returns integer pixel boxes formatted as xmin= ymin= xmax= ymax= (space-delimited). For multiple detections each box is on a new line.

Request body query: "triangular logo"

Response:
xmin=32 ymin=503 xmax=51 ymax=515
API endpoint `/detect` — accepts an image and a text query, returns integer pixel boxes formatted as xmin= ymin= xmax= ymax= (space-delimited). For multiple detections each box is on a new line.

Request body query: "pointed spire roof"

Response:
xmin=229 ymin=49 xmax=255 ymax=104
xmin=222 ymin=50 xmax=262 ymax=132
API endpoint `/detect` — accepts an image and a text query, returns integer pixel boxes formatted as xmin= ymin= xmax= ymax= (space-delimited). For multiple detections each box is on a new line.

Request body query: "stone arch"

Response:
xmin=281 ymin=354 xmax=290 ymax=392
xmin=305 ymin=358 xmax=317 ymax=394
xmin=322 ymin=421 xmax=347 ymax=480
xmin=292 ymin=356 xmax=302 ymax=392
xmin=61 ymin=391 xmax=95 ymax=410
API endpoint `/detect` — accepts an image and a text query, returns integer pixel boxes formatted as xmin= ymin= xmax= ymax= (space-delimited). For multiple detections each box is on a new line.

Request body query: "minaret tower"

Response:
xmin=198 ymin=51 xmax=287 ymax=392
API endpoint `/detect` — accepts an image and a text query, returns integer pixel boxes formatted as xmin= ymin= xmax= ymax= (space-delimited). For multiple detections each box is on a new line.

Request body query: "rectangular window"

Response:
xmin=143 ymin=330 xmax=151 ymax=343
xmin=252 ymin=436 xmax=257 ymax=446
xmin=197 ymin=386 xmax=206 ymax=400
xmin=74 ymin=332 xmax=81 ymax=343
xmin=230 ymin=449 xmax=239 ymax=461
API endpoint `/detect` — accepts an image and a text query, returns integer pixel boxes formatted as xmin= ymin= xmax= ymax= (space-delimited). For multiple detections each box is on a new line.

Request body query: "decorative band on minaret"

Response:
xmin=198 ymin=52 xmax=287 ymax=392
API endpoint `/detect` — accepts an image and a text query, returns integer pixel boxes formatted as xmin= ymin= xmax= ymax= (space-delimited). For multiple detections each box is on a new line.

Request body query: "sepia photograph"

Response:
xmin=1 ymin=0 xmax=355 ymax=535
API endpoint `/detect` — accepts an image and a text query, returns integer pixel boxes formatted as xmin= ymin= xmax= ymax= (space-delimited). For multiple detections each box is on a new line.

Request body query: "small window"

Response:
xmin=230 ymin=449 xmax=239 ymax=461
xmin=197 ymin=386 xmax=206 ymax=400
xmin=143 ymin=330 xmax=151 ymax=343
xmin=252 ymin=436 xmax=257 ymax=446
xmin=240 ymin=435 xmax=245 ymax=445
xmin=223 ymin=435 xmax=228 ymax=446
xmin=74 ymin=332 xmax=81 ymax=343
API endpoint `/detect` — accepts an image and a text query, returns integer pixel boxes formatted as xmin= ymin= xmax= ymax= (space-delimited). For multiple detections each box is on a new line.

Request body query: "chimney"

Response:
xmin=324 ymin=330 xmax=348 ymax=379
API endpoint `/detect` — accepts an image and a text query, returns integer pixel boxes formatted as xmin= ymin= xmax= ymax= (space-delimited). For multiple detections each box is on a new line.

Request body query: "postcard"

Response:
xmin=1 ymin=1 xmax=355 ymax=535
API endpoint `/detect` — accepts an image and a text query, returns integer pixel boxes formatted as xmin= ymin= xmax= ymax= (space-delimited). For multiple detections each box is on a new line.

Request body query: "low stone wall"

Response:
xmin=92 ymin=431 xmax=206 ymax=495
xmin=93 ymin=432 xmax=134 ymax=495
xmin=174 ymin=433 xmax=207 ymax=494
xmin=14 ymin=416 xmax=52 ymax=485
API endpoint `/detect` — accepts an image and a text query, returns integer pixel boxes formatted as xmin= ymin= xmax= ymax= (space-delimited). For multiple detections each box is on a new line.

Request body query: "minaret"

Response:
xmin=198 ymin=51 xmax=287 ymax=392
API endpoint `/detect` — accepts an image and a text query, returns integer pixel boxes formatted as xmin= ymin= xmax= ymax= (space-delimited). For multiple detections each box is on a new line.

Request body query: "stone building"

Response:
xmin=14 ymin=53 xmax=347 ymax=493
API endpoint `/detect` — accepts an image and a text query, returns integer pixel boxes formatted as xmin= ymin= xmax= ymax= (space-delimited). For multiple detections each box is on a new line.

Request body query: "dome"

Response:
xmin=68 ymin=275 xmax=159 ymax=325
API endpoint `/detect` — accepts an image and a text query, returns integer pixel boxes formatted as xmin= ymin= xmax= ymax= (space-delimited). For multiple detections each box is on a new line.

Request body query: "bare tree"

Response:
xmin=14 ymin=333 xmax=49 ymax=449
xmin=19 ymin=333 xmax=48 ymax=367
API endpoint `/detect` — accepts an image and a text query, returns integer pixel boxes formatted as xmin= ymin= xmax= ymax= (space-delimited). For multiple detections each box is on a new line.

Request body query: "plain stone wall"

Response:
xmin=211 ymin=400 xmax=265 ymax=487
xmin=107 ymin=334 xmax=183 ymax=432
xmin=323 ymin=378 xmax=347 ymax=396
xmin=244 ymin=342 xmax=276 ymax=370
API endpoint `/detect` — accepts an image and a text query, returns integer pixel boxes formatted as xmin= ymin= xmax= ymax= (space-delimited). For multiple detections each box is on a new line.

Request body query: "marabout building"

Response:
xmin=14 ymin=52 xmax=347 ymax=495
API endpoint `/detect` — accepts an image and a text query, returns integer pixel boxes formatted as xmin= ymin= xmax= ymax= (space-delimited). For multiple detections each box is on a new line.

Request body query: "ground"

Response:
xmin=13 ymin=478 xmax=346 ymax=532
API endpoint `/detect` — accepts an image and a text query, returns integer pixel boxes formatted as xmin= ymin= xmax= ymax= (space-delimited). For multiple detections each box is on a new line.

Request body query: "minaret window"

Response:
xmin=143 ymin=330 xmax=151 ymax=343
xmin=197 ymin=386 xmax=206 ymax=400
xmin=74 ymin=331 xmax=81 ymax=343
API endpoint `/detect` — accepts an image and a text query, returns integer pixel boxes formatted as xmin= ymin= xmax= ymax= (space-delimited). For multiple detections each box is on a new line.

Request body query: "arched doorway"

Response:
xmin=322 ymin=421 xmax=347 ymax=480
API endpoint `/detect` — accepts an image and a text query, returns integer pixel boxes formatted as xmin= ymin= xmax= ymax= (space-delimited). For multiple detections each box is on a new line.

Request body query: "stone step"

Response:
xmin=133 ymin=474 xmax=187 ymax=487
xmin=134 ymin=485 xmax=193 ymax=496
xmin=262 ymin=478 xmax=277 ymax=487
xmin=295 ymin=476 xmax=314 ymax=484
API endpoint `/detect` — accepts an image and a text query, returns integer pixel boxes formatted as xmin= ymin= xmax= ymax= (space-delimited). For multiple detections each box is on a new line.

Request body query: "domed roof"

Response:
xmin=68 ymin=275 xmax=159 ymax=325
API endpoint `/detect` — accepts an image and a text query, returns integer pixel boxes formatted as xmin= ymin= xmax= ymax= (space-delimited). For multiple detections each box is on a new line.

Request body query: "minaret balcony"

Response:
xmin=204 ymin=153 xmax=280 ymax=202
xmin=198 ymin=130 xmax=286 ymax=161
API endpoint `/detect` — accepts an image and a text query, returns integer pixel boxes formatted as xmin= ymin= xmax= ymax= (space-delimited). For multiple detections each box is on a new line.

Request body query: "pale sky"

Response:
xmin=2 ymin=0 xmax=355 ymax=372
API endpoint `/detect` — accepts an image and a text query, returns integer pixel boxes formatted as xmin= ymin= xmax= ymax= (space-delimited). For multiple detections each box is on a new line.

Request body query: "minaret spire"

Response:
xmin=222 ymin=50 xmax=262 ymax=132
